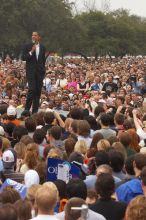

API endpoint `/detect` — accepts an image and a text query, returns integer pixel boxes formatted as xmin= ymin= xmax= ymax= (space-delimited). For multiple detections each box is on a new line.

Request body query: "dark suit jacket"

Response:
xmin=22 ymin=43 xmax=46 ymax=79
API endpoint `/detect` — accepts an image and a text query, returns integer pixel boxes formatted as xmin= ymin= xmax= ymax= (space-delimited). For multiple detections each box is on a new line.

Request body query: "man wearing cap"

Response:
xmin=3 ymin=105 xmax=21 ymax=127
xmin=1 ymin=148 xmax=24 ymax=183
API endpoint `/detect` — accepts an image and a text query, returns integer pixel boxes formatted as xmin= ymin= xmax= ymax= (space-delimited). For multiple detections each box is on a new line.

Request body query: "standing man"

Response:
xmin=22 ymin=32 xmax=46 ymax=113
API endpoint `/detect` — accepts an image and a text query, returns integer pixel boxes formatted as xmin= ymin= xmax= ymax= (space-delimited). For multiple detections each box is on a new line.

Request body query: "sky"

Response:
xmin=69 ymin=0 xmax=146 ymax=17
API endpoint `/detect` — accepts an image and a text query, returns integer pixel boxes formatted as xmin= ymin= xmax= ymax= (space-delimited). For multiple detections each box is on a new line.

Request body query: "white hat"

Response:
xmin=0 ymin=126 xmax=5 ymax=136
xmin=24 ymin=170 xmax=40 ymax=188
xmin=2 ymin=148 xmax=17 ymax=169
xmin=7 ymin=106 xmax=16 ymax=116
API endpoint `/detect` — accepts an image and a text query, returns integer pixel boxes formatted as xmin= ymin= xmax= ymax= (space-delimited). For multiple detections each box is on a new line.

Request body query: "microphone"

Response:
xmin=32 ymin=40 xmax=36 ymax=45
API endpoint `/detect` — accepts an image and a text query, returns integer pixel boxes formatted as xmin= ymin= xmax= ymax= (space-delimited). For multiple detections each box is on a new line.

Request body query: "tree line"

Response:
xmin=0 ymin=0 xmax=146 ymax=57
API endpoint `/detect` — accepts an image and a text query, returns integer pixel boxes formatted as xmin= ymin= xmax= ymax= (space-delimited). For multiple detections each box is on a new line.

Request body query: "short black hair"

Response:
xmin=100 ymin=113 xmax=111 ymax=126
xmin=13 ymin=125 xmax=28 ymax=141
xmin=25 ymin=117 xmax=36 ymax=132
xmin=84 ymin=115 xmax=98 ymax=131
xmin=70 ymin=108 xmax=82 ymax=120
xmin=66 ymin=179 xmax=87 ymax=200
xmin=95 ymin=151 xmax=110 ymax=167
xmin=95 ymin=173 xmax=115 ymax=199
xmin=108 ymin=150 xmax=124 ymax=172
xmin=54 ymin=179 xmax=67 ymax=199
xmin=33 ymin=129 xmax=46 ymax=144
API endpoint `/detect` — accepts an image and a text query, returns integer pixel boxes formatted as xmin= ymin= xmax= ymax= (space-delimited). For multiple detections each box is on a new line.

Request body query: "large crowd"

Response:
xmin=1 ymin=55 xmax=146 ymax=219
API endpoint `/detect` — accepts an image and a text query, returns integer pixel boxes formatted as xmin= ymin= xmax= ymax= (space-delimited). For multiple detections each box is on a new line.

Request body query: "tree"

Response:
xmin=0 ymin=0 xmax=82 ymax=56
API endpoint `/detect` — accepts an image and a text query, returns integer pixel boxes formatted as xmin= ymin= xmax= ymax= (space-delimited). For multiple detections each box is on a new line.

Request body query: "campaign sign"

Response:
xmin=47 ymin=158 xmax=80 ymax=183
xmin=0 ymin=178 xmax=27 ymax=199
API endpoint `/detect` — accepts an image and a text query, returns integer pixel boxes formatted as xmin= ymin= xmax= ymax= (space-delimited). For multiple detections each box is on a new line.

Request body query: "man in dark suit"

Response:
xmin=22 ymin=32 xmax=46 ymax=113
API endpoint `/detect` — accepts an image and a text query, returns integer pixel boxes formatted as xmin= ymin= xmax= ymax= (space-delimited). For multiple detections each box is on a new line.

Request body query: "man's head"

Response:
xmin=65 ymin=197 xmax=87 ymax=220
xmin=66 ymin=179 xmax=87 ymax=200
xmin=96 ymin=164 xmax=113 ymax=177
xmin=47 ymin=126 xmax=62 ymax=141
xmin=116 ymin=96 xmax=125 ymax=107
xmin=114 ymin=113 xmax=125 ymax=126
xmin=108 ymin=75 xmax=113 ymax=83
xmin=95 ymin=76 xmax=101 ymax=83
xmin=2 ymin=148 xmax=17 ymax=169
xmin=32 ymin=32 xmax=40 ymax=44
xmin=35 ymin=183 xmax=58 ymax=214
xmin=133 ymin=153 xmax=146 ymax=175
xmin=95 ymin=173 xmax=115 ymax=200
xmin=100 ymin=113 xmax=110 ymax=127
xmin=119 ymin=132 xmax=132 ymax=148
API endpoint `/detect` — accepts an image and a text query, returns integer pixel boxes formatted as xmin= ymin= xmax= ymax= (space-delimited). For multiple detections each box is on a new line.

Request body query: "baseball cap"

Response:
xmin=7 ymin=105 xmax=16 ymax=116
xmin=2 ymin=148 xmax=17 ymax=169
xmin=24 ymin=170 xmax=40 ymax=188
xmin=0 ymin=126 xmax=5 ymax=136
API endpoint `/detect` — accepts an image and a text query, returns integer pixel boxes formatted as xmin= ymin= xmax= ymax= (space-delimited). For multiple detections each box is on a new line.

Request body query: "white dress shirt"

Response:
xmin=35 ymin=43 xmax=40 ymax=60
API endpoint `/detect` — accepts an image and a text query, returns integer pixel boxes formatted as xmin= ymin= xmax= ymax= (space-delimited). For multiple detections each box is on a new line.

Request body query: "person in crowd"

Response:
xmin=30 ymin=183 xmax=59 ymax=220
xmin=90 ymin=75 xmax=103 ymax=91
xmin=89 ymin=173 xmax=127 ymax=220
xmin=20 ymin=143 xmax=38 ymax=174
xmin=0 ymin=204 xmax=18 ymax=220
xmin=14 ymin=142 xmax=27 ymax=172
xmin=26 ymin=184 xmax=41 ymax=218
xmin=119 ymin=132 xmax=136 ymax=157
xmin=24 ymin=116 xmax=37 ymax=138
xmin=33 ymin=128 xmax=47 ymax=158
xmin=1 ymin=148 xmax=24 ymax=182
xmin=97 ymin=139 xmax=111 ymax=152
xmin=95 ymin=113 xmax=116 ymax=139
xmin=77 ymin=120 xmax=92 ymax=148
xmin=77 ymin=74 xmax=89 ymax=93
xmin=108 ymin=150 xmax=126 ymax=180
xmin=14 ymin=199 xmax=32 ymax=220
xmin=102 ymin=75 xmax=118 ymax=95
xmin=47 ymin=126 xmax=64 ymax=152
xmin=0 ymin=188 xmax=21 ymax=204
xmin=86 ymin=189 xmax=98 ymax=205
xmin=116 ymin=153 xmax=146 ymax=203
xmin=125 ymin=195 xmax=146 ymax=220
xmin=24 ymin=169 xmax=40 ymax=188
xmin=55 ymin=72 xmax=67 ymax=89
xmin=64 ymin=197 xmax=87 ymax=220
xmin=56 ymin=178 xmax=106 ymax=220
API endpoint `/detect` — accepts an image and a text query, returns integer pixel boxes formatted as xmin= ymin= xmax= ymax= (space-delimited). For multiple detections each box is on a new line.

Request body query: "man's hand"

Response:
xmin=132 ymin=109 xmax=138 ymax=115
xmin=31 ymin=44 xmax=36 ymax=53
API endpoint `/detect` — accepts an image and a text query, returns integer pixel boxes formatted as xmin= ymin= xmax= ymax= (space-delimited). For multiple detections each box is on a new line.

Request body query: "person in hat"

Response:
xmin=1 ymin=148 xmax=24 ymax=183
xmin=4 ymin=105 xmax=21 ymax=126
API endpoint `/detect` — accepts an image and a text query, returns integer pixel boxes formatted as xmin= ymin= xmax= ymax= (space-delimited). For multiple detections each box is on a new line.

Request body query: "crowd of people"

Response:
xmin=1 ymin=55 xmax=146 ymax=219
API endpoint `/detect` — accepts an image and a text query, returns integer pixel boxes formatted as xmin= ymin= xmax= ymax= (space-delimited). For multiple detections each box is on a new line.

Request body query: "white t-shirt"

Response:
xmin=31 ymin=214 xmax=58 ymax=220
xmin=137 ymin=128 xmax=146 ymax=140
xmin=55 ymin=78 xmax=67 ymax=88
